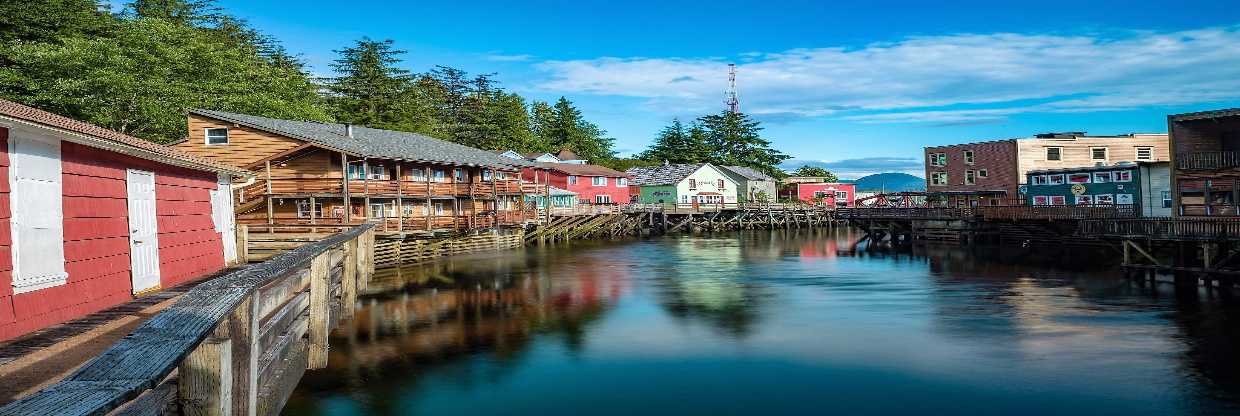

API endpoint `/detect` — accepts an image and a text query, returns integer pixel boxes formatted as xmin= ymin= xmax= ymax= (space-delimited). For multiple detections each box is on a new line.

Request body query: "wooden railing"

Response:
xmin=0 ymin=224 xmax=376 ymax=416
xmin=1079 ymin=217 xmax=1240 ymax=240
xmin=834 ymin=207 xmax=975 ymax=220
xmin=1177 ymin=151 xmax=1240 ymax=170
xmin=979 ymin=204 xmax=1138 ymax=220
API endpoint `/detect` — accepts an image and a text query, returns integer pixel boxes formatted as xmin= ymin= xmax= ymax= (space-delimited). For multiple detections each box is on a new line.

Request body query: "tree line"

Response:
xmin=1 ymin=0 xmax=801 ymax=177
xmin=0 ymin=0 xmax=614 ymax=161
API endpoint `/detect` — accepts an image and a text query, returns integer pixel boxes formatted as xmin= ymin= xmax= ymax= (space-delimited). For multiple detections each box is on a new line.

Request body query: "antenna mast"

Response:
xmin=725 ymin=63 xmax=740 ymax=114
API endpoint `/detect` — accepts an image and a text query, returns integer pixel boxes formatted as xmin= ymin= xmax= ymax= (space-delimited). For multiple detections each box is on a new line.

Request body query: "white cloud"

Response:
xmin=532 ymin=26 xmax=1240 ymax=123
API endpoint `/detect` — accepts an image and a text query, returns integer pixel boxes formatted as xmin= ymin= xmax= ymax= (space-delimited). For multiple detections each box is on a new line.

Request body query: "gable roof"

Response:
xmin=191 ymin=109 xmax=532 ymax=170
xmin=626 ymin=163 xmax=713 ymax=186
xmin=720 ymin=165 xmax=774 ymax=181
xmin=537 ymin=162 xmax=628 ymax=177
xmin=555 ymin=148 xmax=581 ymax=161
xmin=0 ymin=99 xmax=249 ymax=176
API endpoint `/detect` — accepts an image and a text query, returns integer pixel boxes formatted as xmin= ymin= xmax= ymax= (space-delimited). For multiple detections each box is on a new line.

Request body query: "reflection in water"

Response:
xmin=284 ymin=229 xmax=1240 ymax=415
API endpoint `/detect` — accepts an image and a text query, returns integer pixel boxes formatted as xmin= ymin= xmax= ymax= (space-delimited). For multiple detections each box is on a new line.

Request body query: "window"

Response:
xmin=689 ymin=179 xmax=697 ymax=190
xmin=814 ymin=191 xmax=829 ymax=198
xmin=205 ymin=128 xmax=229 ymax=145
xmin=1161 ymin=191 xmax=1172 ymax=208
xmin=1031 ymin=175 xmax=1049 ymax=186
xmin=835 ymin=191 xmax=848 ymax=199
xmin=929 ymin=153 xmax=947 ymax=167
xmin=964 ymin=170 xmax=976 ymax=185
xmin=368 ymin=203 xmax=391 ymax=218
xmin=433 ymin=201 xmax=447 ymax=216
xmin=410 ymin=168 xmax=426 ymax=181
xmin=482 ymin=170 xmax=493 ymax=182
xmin=592 ymin=176 xmax=607 ymax=186
xmin=1116 ymin=194 xmax=1134 ymax=205
xmin=1091 ymin=147 xmax=1108 ymax=161
xmin=1095 ymin=194 xmax=1115 ymax=205
xmin=963 ymin=150 xmax=975 ymax=165
xmin=1047 ymin=174 xmax=1065 ymax=185
xmin=368 ymin=164 xmax=389 ymax=180
xmin=1067 ymin=173 xmax=1091 ymax=184
xmin=454 ymin=169 xmax=466 ymax=182
xmin=1075 ymin=195 xmax=1094 ymax=205
xmin=617 ymin=177 xmax=628 ymax=187
xmin=1136 ymin=147 xmax=1153 ymax=161
xmin=1046 ymin=147 xmax=1062 ymax=161
xmin=432 ymin=169 xmax=446 ymax=183
xmin=595 ymin=195 xmax=613 ymax=204
xmin=717 ymin=179 xmax=725 ymax=189
xmin=297 ymin=201 xmax=324 ymax=218
xmin=347 ymin=164 xmax=366 ymax=180
xmin=930 ymin=172 xmax=948 ymax=186
xmin=1033 ymin=196 xmax=1049 ymax=205
xmin=1112 ymin=170 xmax=1132 ymax=182
xmin=9 ymin=135 xmax=68 ymax=294
xmin=1093 ymin=171 xmax=1111 ymax=183
xmin=978 ymin=169 xmax=988 ymax=178
xmin=1050 ymin=196 xmax=1066 ymax=205
xmin=567 ymin=175 xmax=577 ymax=185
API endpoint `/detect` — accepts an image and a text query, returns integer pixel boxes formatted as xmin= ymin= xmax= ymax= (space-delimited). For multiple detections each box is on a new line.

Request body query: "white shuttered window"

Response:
xmin=9 ymin=132 xmax=67 ymax=293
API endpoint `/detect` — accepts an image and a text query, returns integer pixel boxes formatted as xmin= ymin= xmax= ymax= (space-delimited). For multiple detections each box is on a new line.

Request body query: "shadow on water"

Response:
xmin=284 ymin=228 xmax=1240 ymax=415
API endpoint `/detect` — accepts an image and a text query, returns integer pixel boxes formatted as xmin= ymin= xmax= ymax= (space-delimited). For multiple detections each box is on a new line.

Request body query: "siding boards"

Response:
xmin=1015 ymin=135 xmax=1169 ymax=180
xmin=176 ymin=115 xmax=305 ymax=168
xmin=0 ymin=129 xmax=13 ymax=327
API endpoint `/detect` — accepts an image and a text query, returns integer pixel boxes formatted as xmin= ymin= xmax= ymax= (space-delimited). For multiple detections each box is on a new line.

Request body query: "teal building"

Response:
xmin=1022 ymin=162 xmax=1171 ymax=217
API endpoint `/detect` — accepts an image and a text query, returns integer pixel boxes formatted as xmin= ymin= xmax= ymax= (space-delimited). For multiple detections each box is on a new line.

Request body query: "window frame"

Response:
xmin=978 ymin=169 xmax=988 ymax=178
xmin=617 ymin=177 xmax=628 ymax=187
xmin=1047 ymin=174 xmax=1066 ymax=185
xmin=1112 ymin=170 xmax=1133 ymax=182
xmin=1049 ymin=195 xmax=1066 ymax=205
xmin=591 ymin=176 xmax=607 ymax=186
xmin=963 ymin=150 xmax=975 ymax=165
xmin=595 ymin=194 xmax=613 ymax=204
xmin=1067 ymin=173 xmax=1091 ymax=184
xmin=717 ymin=179 xmax=725 ymax=189
xmin=1031 ymin=175 xmax=1048 ymax=186
xmin=567 ymin=175 xmax=577 ymax=185
xmin=1046 ymin=147 xmax=1062 ymax=161
xmin=964 ymin=169 xmax=977 ymax=185
xmin=296 ymin=200 xmax=324 ymax=218
xmin=1075 ymin=195 xmax=1094 ymax=205
xmin=204 ymin=127 xmax=229 ymax=146
xmin=930 ymin=172 xmax=948 ymax=186
xmin=1032 ymin=195 xmax=1049 ymax=205
xmin=1135 ymin=147 xmax=1153 ymax=161
xmin=688 ymin=179 xmax=697 ymax=190
xmin=1092 ymin=171 xmax=1111 ymax=183
xmin=1090 ymin=147 xmax=1108 ymax=162
xmin=1161 ymin=191 xmax=1172 ymax=208
xmin=368 ymin=164 xmax=389 ymax=180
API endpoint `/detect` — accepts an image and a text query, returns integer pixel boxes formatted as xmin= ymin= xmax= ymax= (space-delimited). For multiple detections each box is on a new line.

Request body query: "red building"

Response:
xmin=523 ymin=163 xmax=631 ymax=204
xmin=793 ymin=183 xmax=857 ymax=207
xmin=0 ymin=100 xmax=249 ymax=341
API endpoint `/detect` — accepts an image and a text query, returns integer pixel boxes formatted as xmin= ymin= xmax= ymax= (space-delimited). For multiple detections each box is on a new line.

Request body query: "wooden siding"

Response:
xmin=176 ymin=114 xmax=305 ymax=168
xmin=0 ymin=129 xmax=13 ymax=335
xmin=1015 ymin=134 xmax=1169 ymax=181
xmin=0 ymin=140 xmax=225 ymax=341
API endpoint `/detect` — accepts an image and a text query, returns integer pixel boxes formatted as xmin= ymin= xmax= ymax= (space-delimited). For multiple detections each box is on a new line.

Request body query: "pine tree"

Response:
xmin=697 ymin=111 xmax=789 ymax=176
xmin=544 ymin=97 xmax=615 ymax=162
xmin=639 ymin=118 xmax=715 ymax=163
xmin=529 ymin=100 xmax=557 ymax=151
xmin=327 ymin=38 xmax=413 ymax=128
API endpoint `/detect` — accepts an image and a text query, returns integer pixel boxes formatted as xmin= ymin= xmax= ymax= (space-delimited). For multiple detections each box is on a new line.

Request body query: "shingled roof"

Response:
xmin=191 ymin=109 xmax=532 ymax=169
xmin=536 ymin=162 xmax=628 ymax=177
xmin=626 ymin=163 xmax=708 ymax=186
xmin=0 ymin=99 xmax=249 ymax=175
xmin=721 ymin=165 xmax=775 ymax=181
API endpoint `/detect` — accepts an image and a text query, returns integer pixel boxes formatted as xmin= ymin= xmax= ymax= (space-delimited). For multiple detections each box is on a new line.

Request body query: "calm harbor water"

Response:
xmin=284 ymin=229 xmax=1240 ymax=415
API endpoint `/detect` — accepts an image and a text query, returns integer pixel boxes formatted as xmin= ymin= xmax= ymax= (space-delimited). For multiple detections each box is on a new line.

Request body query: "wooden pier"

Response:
xmin=523 ymin=203 xmax=840 ymax=243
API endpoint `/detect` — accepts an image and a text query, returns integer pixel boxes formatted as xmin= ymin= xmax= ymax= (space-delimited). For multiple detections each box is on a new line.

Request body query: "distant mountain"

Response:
xmin=851 ymin=172 xmax=924 ymax=192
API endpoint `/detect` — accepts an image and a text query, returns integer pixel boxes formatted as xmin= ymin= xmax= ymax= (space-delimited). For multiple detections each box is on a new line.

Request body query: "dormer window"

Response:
xmin=205 ymin=128 xmax=229 ymax=145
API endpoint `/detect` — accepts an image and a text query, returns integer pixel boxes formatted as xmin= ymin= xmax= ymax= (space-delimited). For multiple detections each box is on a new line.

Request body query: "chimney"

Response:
xmin=345 ymin=124 xmax=353 ymax=137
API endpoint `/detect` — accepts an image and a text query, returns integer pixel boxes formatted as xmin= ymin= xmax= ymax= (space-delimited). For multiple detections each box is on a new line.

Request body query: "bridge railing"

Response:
xmin=0 ymin=224 xmax=376 ymax=416
xmin=834 ymin=207 xmax=975 ymax=220
xmin=979 ymin=204 xmax=1138 ymax=220
xmin=1079 ymin=217 xmax=1240 ymax=240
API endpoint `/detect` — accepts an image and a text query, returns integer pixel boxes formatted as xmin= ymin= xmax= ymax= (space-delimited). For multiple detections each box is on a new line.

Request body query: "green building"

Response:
xmin=525 ymin=186 xmax=578 ymax=212
xmin=1022 ymin=161 xmax=1170 ymax=217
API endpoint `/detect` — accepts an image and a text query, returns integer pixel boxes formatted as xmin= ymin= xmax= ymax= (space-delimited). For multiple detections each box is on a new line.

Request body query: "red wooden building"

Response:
xmin=791 ymin=183 xmax=857 ymax=207
xmin=0 ymin=100 xmax=249 ymax=341
xmin=522 ymin=163 xmax=632 ymax=204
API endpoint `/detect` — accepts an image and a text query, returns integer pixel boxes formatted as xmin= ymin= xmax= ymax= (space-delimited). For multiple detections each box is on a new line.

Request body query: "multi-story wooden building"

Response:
xmin=1168 ymin=108 xmax=1240 ymax=216
xmin=924 ymin=132 xmax=1169 ymax=206
xmin=173 ymin=110 xmax=534 ymax=231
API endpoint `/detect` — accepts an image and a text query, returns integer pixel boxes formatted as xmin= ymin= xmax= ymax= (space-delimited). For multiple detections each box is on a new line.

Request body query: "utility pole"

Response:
xmin=725 ymin=63 xmax=740 ymax=114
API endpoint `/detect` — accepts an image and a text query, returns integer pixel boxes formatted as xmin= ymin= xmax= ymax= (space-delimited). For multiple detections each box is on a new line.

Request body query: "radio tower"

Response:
xmin=725 ymin=63 xmax=740 ymax=114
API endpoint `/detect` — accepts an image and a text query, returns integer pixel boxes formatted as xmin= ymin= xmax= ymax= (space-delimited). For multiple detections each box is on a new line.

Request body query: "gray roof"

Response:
xmin=191 ymin=109 xmax=532 ymax=169
xmin=548 ymin=186 xmax=577 ymax=196
xmin=626 ymin=163 xmax=708 ymax=186
xmin=721 ymin=165 xmax=774 ymax=181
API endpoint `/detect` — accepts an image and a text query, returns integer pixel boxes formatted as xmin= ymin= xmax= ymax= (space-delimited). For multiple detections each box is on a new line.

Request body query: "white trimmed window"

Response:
xmin=964 ymin=170 xmax=976 ymax=185
xmin=1075 ymin=195 xmax=1094 ymax=205
xmin=1091 ymin=147 xmax=1108 ymax=161
xmin=930 ymin=172 xmax=948 ymax=186
xmin=297 ymin=201 xmax=324 ymax=218
xmin=1116 ymin=194 xmax=1134 ymax=205
xmin=1050 ymin=196 xmax=1066 ymax=205
xmin=567 ymin=175 xmax=577 ymax=185
xmin=978 ymin=169 xmax=988 ymax=178
xmin=432 ymin=169 xmax=446 ymax=183
xmin=928 ymin=152 xmax=947 ymax=167
xmin=964 ymin=150 xmax=975 ymax=165
xmin=717 ymin=179 xmax=725 ymax=189
xmin=1046 ymin=147 xmax=1062 ymax=161
xmin=1033 ymin=196 xmax=1048 ymax=205
xmin=592 ymin=176 xmax=606 ymax=186
xmin=1161 ymin=191 xmax=1172 ymax=208
xmin=1113 ymin=170 xmax=1133 ymax=182
xmin=347 ymin=163 xmax=365 ymax=179
xmin=1093 ymin=172 xmax=1111 ymax=183
xmin=688 ymin=179 xmax=697 ymax=190
xmin=1047 ymin=174 xmax=1065 ymax=185
xmin=1095 ymin=194 xmax=1115 ymax=204
xmin=368 ymin=164 xmax=389 ymax=180
xmin=617 ymin=177 xmax=628 ymax=187
xmin=595 ymin=195 xmax=613 ymax=203
xmin=1031 ymin=175 xmax=1048 ymax=186
xmin=1067 ymin=173 xmax=1091 ymax=184
xmin=1136 ymin=147 xmax=1153 ymax=161
xmin=205 ymin=127 xmax=229 ymax=145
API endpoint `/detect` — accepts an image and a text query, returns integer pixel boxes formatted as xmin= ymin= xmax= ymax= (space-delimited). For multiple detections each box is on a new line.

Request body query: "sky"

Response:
xmin=202 ymin=0 xmax=1240 ymax=179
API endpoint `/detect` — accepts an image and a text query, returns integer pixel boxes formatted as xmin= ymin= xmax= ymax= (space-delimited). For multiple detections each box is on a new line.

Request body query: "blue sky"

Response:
xmin=202 ymin=0 xmax=1240 ymax=178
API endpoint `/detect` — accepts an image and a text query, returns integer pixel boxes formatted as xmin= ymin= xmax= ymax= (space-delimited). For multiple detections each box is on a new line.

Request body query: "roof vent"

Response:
xmin=345 ymin=124 xmax=353 ymax=138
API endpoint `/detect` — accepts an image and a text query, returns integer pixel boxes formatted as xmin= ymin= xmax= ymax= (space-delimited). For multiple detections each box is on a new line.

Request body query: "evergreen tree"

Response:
xmin=792 ymin=165 xmax=837 ymax=181
xmin=327 ymin=38 xmax=413 ymax=128
xmin=0 ymin=0 xmax=115 ymax=44
xmin=697 ymin=111 xmax=789 ymax=176
xmin=639 ymin=118 xmax=715 ymax=163
xmin=528 ymin=100 xmax=557 ymax=151
xmin=544 ymin=97 xmax=615 ymax=162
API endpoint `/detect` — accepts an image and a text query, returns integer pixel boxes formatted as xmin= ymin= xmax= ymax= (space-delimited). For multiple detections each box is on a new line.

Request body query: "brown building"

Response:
xmin=925 ymin=132 xmax=1169 ymax=206
xmin=1168 ymin=108 xmax=1240 ymax=216
xmin=172 ymin=109 xmax=535 ymax=231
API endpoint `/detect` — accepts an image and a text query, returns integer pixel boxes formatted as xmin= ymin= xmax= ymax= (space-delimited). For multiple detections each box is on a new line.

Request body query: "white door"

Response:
xmin=212 ymin=175 xmax=237 ymax=264
xmin=127 ymin=169 xmax=161 ymax=294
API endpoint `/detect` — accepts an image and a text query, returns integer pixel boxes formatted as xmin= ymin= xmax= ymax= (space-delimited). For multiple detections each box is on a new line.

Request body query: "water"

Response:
xmin=284 ymin=229 xmax=1240 ymax=415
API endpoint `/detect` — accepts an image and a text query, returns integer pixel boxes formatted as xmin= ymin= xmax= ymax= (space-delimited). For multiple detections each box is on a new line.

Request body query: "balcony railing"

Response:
xmin=1177 ymin=151 xmax=1240 ymax=170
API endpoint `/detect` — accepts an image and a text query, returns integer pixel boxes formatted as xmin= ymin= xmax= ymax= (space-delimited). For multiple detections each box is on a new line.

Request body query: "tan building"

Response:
xmin=924 ymin=132 xmax=1168 ymax=206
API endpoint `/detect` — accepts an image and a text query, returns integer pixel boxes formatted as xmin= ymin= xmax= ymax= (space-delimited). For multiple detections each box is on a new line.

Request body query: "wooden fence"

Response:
xmin=1078 ymin=217 xmax=1240 ymax=240
xmin=979 ymin=204 xmax=1137 ymax=220
xmin=0 ymin=224 xmax=376 ymax=416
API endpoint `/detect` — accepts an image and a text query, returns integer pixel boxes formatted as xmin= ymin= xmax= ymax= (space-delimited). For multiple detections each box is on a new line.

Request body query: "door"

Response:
xmin=211 ymin=176 xmax=237 ymax=264
xmin=127 ymin=169 xmax=161 ymax=294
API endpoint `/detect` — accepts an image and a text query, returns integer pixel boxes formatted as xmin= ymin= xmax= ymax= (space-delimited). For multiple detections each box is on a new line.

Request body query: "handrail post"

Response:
xmin=342 ymin=238 xmax=358 ymax=320
xmin=307 ymin=252 xmax=331 ymax=369
xmin=179 ymin=321 xmax=232 ymax=416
